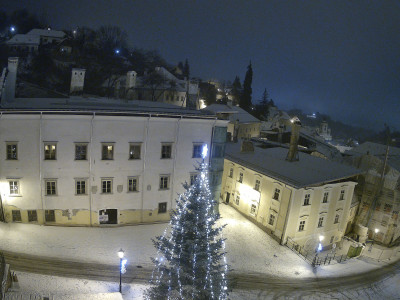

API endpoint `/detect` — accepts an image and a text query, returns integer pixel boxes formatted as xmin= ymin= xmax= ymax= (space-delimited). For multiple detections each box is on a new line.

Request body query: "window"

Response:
xmin=212 ymin=144 xmax=224 ymax=158
xmin=6 ymin=143 xmax=17 ymax=160
xmin=159 ymin=175 xmax=170 ymax=190
xmin=339 ymin=190 xmax=345 ymax=200
xmin=75 ymin=144 xmax=87 ymax=160
xmin=190 ymin=173 xmax=198 ymax=185
xmin=45 ymin=180 xmax=57 ymax=195
xmin=303 ymin=194 xmax=310 ymax=206
xmin=299 ymin=220 xmax=306 ymax=231
xmin=102 ymin=144 xmax=114 ymax=160
xmin=161 ymin=144 xmax=172 ymax=159
xmin=129 ymin=143 xmax=141 ymax=160
xmin=45 ymin=210 xmax=55 ymax=222
xmin=268 ymin=214 xmax=275 ymax=226
xmin=250 ymin=204 xmax=257 ymax=215
xmin=254 ymin=179 xmax=260 ymax=191
xmin=9 ymin=181 xmax=19 ymax=195
xmin=75 ymin=179 xmax=87 ymax=195
xmin=322 ymin=192 xmax=329 ymax=203
xmin=318 ymin=217 xmax=324 ymax=228
xmin=158 ymin=202 xmax=167 ymax=214
xmin=12 ymin=210 xmax=21 ymax=222
xmin=28 ymin=210 xmax=37 ymax=222
xmin=334 ymin=214 xmax=340 ymax=224
xmin=44 ymin=143 xmax=57 ymax=160
xmin=235 ymin=195 xmax=240 ymax=205
xmin=128 ymin=177 xmax=138 ymax=192
xmin=273 ymin=188 xmax=280 ymax=201
xmin=101 ymin=179 xmax=113 ymax=193
xmin=229 ymin=168 xmax=233 ymax=178
xmin=192 ymin=144 xmax=204 ymax=158
xmin=384 ymin=203 xmax=393 ymax=213
xmin=238 ymin=172 xmax=243 ymax=183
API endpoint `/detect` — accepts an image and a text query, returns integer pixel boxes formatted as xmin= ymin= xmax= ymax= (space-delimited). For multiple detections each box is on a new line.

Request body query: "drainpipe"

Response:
xmin=280 ymin=184 xmax=294 ymax=245
xmin=39 ymin=112 xmax=45 ymax=224
xmin=140 ymin=115 xmax=151 ymax=223
xmin=170 ymin=116 xmax=182 ymax=210
xmin=89 ymin=112 xmax=95 ymax=226
xmin=0 ymin=112 xmax=5 ymax=222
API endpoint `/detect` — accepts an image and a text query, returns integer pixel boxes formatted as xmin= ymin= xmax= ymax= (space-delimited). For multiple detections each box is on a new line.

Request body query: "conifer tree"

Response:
xmin=231 ymin=76 xmax=242 ymax=106
xmin=146 ymin=146 xmax=229 ymax=300
xmin=240 ymin=62 xmax=253 ymax=111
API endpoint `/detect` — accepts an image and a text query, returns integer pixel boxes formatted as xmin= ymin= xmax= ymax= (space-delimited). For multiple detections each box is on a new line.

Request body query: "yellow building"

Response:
xmin=221 ymin=141 xmax=361 ymax=250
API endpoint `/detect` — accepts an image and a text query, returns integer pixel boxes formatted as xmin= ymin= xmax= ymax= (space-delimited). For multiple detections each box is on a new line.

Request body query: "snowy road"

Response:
xmin=4 ymin=250 xmax=400 ymax=299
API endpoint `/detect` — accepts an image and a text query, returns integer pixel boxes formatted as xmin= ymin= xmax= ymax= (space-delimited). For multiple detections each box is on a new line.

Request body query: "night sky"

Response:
xmin=3 ymin=1 xmax=400 ymax=131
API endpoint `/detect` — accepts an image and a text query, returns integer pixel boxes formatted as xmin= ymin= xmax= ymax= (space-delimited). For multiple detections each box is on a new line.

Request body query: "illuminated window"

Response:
xmin=254 ymin=179 xmax=260 ymax=191
xmin=102 ymin=143 xmax=114 ymax=160
xmin=75 ymin=144 xmax=88 ymax=160
xmin=129 ymin=143 xmax=141 ymax=160
xmin=323 ymin=192 xmax=329 ymax=203
xmin=12 ymin=210 xmax=21 ymax=222
xmin=273 ymin=188 xmax=280 ymax=201
xmin=158 ymin=202 xmax=167 ymax=214
xmin=161 ymin=144 xmax=172 ymax=159
xmin=303 ymin=194 xmax=311 ymax=206
xmin=268 ymin=214 xmax=275 ymax=226
xmin=9 ymin=180 xmax=19 ymax=195
xmin=190 ymin=173 xmax=198 ymax=185
xmin=128 ymin=177 xmax=138 ymax=192
xmin=101 ymin=178 xmax=112 ymax=193
xmin=318 ymin=217 xmax=324 ymax=228
xmin=334 ymin=214 xmax=340 ymax=224
xmin=192 ymin=144 xmax=204 ymax=158
xmin=235 ymin=195 xmax=240 ymax=205
xmin=229 ymin=168 xmax=233 ymax=178
xmin=160 ymin=175 xmax=170 ymax=190
xmin=44 ymin=143 xmax=57 ymax=160
xmin=6 ymin=143 xmax=18 ymax=160
xmin=238 ymin=172 xmax=243 ymax=183
xmin=299 ymin=220 xmax=306 ymax=231
xmin=45 ymin=180 xmax=57 ymax=195
xmin=339 ymin=190 xmax=345 ymax=200
xmin=75 ymin=179 xmax=87 ymax=195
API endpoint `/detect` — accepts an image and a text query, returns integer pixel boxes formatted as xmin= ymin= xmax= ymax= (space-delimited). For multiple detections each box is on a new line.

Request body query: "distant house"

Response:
xmin=26 ymin=29 xmax=66 ymax=45
xmin=221 ymin=140 xmax=360 ymax=250
xmin=202 ymin=104 xmax=261 ymax=141
xmin=344 ymin=142 xmax=400 ymax=246
xmin=316 ymin=121 xmax=332 ymax=141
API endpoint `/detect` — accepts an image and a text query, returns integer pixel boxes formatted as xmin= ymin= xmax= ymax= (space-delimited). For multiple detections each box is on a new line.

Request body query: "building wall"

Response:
xmin=0 ymin=113 xmax=227 ymax=226
xmin=227 ymin=122 xmax=261 ymax=141
xmin=221 ymin=158 xmax=357 ymax=248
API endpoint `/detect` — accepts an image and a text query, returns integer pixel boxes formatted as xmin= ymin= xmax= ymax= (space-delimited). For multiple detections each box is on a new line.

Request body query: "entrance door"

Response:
xmin=99 ymin=209 xmax=118 ymax=224
xmin=226 ymin=192 xmax=230 ymax=204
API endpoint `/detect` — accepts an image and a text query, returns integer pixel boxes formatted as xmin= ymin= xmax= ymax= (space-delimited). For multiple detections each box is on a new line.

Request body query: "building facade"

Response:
xmin=221 ymin=142 xmax=360 ymax=250
xmin=0 ymin=110 xmax=227 ymax=226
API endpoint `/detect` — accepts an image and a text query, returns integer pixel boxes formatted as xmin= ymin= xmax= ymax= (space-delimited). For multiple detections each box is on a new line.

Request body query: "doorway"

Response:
xmin=99 ymin=209 xmax=118 ymax=224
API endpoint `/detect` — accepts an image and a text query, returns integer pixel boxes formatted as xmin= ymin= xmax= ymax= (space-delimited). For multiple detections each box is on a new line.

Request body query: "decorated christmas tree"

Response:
xmin=146 ymin=145 xmax=229 ymax=300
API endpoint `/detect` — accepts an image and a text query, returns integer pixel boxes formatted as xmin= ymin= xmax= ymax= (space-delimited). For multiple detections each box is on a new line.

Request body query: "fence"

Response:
xmin=286 ymin=237 xmax=349 ymax=267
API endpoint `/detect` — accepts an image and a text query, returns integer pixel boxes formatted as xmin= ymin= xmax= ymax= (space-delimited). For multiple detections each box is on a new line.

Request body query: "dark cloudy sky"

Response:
xmin=3 ymin=1 xmax=400 ymax=131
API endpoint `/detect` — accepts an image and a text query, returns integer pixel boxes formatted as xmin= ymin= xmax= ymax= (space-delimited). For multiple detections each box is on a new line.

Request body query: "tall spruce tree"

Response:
xmin=231 ymin=76 xmax=242 ymax=106
xmin=240 ymin=62 xmax=253 ymax=111
xmin=146 ymin=147 xmax=229 ymax=300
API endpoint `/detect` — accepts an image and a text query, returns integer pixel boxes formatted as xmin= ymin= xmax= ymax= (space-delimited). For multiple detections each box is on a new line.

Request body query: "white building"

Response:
xmin=6 ymin=29 xmax=66 ymax=53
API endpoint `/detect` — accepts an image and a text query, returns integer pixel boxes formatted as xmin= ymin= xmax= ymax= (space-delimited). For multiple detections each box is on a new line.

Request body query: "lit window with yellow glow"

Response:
xmin=102 ymin=143 xmax=114 ymax=160
xmin=44 ymin=143 xmax=57 ymax=160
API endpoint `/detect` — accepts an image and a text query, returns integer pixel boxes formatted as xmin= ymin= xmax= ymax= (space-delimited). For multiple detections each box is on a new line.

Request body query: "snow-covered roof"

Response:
xmin=1 ymin=96 xmax=216 ymax=118
xmin=27 ymin=29 xmax=66 ymax=38
xmin=6 ymin=34 xmax=40 ymax=45
xmin=225 ymin=142 xmax=361 ymax=188
xmin=203 ymin=104 xmax=260 ymax=124
xmin=345 ymin=141 xmax=400 ymax=157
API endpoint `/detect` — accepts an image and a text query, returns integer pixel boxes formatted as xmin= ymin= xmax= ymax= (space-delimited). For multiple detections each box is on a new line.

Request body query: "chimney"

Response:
xmin=70 ymin=68 xmax=86 ymax=94
xmin=3 ymin=57 xmax=19 ymax=103
xmin=241 ymin=140 xmax=254 ymax=153
xmin=286 ymin=117 xmax=301 ymax=162
xmin=126 ymin=71 xmax=137 ymax=90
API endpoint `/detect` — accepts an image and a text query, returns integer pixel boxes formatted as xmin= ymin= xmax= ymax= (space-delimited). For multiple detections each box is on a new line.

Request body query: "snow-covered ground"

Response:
xmin=1 ymin=204 xmax=399 ymax=299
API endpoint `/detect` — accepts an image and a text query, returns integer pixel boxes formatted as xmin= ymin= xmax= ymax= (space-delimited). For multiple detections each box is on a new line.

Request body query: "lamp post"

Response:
xmin=118 ymin=248 xmax=124 ymax=293
xmin=312 ymin=235 xmax=324 ymax=267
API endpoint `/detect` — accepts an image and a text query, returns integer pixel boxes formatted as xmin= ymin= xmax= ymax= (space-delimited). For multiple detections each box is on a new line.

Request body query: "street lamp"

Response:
xmin=118 ymin=248 xmax=124 ymax=293
xmin=312 ymin=235 xmax=324 ymax=267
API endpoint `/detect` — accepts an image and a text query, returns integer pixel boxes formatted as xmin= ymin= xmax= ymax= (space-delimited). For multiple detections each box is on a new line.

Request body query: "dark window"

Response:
xmin=318 ymin=217 xmax=324 ymax=227
xmin=334 ymin=214 xmax=340 ymax=224
xmin=161 ymin=144 xmax=172 ymax=159
xmin=190 ymin=174 xmax=198 ymax=185
xmin=273 ymin=188 xmax=280 ymax=201
xmin=102 ymin=144 xmax=114 ymax=160
xmin=12 ymin=210 xmax=21 ymax=222
xmin=299 ymin=220 xmax=306 ymax=231
xmin=192 ymin=144 xmax=203 ymax=158
xmin=45 ymin=210 xmax=55 ymax=222
xmin=76 ymin=180 xmax=86 ymax=195
xmin=323 ymin=192 xmax=329 ymax=203
xmin=160 ymin=176 xmax=169 ymax=190
xmin=28 ymin=210 xmax=37 ymax=222
xmin=304 ymin=194 xmax=310 ymax=206
xmin=129 ymin=144 xmax=141 ymax=159
xmin=158 ymin=202 xmax=167 ymax=214
xmin=229 ymin=168 xmax=233 ymax=178
xmin=268 ymin=214 xmax=275 ymax=226
xmin=254 ymin=179 xmax=260 ymax=191
xmin=75 ymin=144 xmax=87 ymax=160
xmin=7 ymin=144 xmax=17 ymax=160
xmin=128 ymin=177 xmax=138 ymax=192
xmin=212 ymin=144 xmax=224 ymax=158
xmin=102 ymin=179 xmax=112 ymax=193
xmin=45 ymin=180 xmax=57 ymax=195
xmin=238 ymin=172 xmax=243 ymax=183
xmin=235 ymin=195 xmax=240 ymax=205
xmin=339 ymin=190 xmax=345 ymax=200
xmin=250 ymin=204 xmax=257 ymax=215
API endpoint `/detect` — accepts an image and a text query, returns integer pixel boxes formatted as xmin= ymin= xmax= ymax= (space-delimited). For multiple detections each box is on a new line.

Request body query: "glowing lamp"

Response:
xmin=202 ymin=144 xmax=208 ymax=159
xmin=115 ymin=49 xmax=120 ymax=54
xmin=118 ymin=248 xmax=124 ymax=258
xmin=319 ymin=235 xmax=324 ymax=242
xmin=10 ymin=26 xmax=16 ymax=32
xmin=374 ymin=228 xmax=379 ymax=234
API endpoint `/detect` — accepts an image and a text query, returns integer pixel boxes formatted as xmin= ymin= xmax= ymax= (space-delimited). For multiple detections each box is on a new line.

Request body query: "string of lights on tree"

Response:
xmin=146 ymin=145 xmax=229 ymax=299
